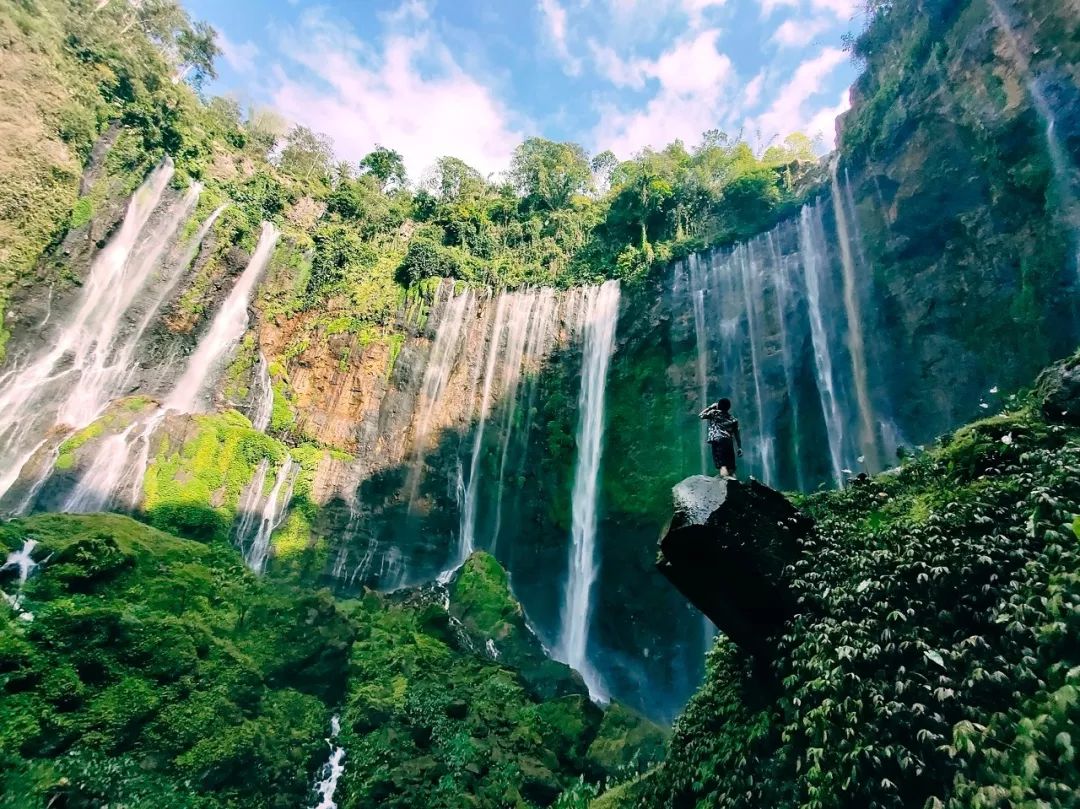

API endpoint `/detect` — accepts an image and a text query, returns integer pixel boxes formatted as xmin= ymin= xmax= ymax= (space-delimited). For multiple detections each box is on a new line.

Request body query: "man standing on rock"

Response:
xmin=699 ymin=398 xmax=742 ymax=479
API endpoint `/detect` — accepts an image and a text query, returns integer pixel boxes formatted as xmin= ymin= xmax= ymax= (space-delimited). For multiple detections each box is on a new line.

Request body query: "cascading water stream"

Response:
xmin=244 ymin=457 xmax=298 ymax=574
xmin=798 ymin=203 xmax=847 ymax=485
xmin=62 ymin=425 xmax=139 ymax=513
xmin=235 ymin=459 xmax=270 ymax=544
xmin=1 ymin=539 xmax=40 ymax=616
xmin=737 ymin=242 xmax=775 ymax=484
xmin=769 ymin=230 xmax=807 ymax=492
xmin=491 ymin=289 xmax=558 ymax=548
xmin=557 ymin=279 xmax=620 ymax=700
xmin=57 ymin=182 xmax=204 ymax=428
xmin=310 ymin=715 xmax=345 ymax=809
xmin=454 ymin=293 xmax=511 ymax=570
xmin=0 ymin=160 xmax=176 ymax=502
xmin=167 ymin=222 xmax=280 ymax=414
xmin=830 ymin=158 xmax=878 ymax=470
xmin=406 ymin=284 xmax=474 ymax=509
xmin=251 ymin=352 xmax=275 ymax=433
xmin=686 ymin=255 xmax=711 ymax=474
xmin=986 ymin=0 xmax=1080 ymax=276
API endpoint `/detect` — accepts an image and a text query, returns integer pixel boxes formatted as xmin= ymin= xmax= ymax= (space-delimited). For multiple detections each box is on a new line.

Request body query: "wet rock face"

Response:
xmin=657 ymin=476 xmax=813 ymax=659
xmin=1036 ymin=350 xmax=1080 ymax=425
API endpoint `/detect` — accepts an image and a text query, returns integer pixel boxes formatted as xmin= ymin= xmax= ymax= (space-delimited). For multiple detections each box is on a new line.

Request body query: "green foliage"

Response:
xmin=640 ymin=398 xmax=1080 ymax=808
xmin=142 ymin=411 xmax=286 ymax=541
xmin=0 ymin=513 xmax=348 ymax=808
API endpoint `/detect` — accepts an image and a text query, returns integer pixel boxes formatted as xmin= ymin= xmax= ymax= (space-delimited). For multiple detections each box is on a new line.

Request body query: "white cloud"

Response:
xmin=588 ymin=40 xmax=649 ymax=88
xmin=268 ymin=8 xmax=521 ymax=179
xmin=771 ymin=16 xmax=831 ymax=48
xmin=592 ymin=29 xmax=735 ymax=157
xmin=803 ymin=89 xmax=850 ymax=147
xmin=751 ymin=46 xmax=847 ymax=141
xmin=218 ymin=30 xmax=259 ymax=75
xmin=742 ymin=71 xmax=766 ymax=110
xmin=538 ymin=0 xmax=581 ymax=75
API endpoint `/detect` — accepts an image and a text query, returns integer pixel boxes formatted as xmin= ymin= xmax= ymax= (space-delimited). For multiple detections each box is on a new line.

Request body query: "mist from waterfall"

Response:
xmin=556 ymin=280 xmax=620 ymax=701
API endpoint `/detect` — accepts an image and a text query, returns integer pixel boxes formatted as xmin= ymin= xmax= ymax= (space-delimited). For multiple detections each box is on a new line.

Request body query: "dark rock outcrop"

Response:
xmin=1035 ymin=350 xmax=1080 ymax=425
xmin=656 ymin=476 xmax=813 ymax=659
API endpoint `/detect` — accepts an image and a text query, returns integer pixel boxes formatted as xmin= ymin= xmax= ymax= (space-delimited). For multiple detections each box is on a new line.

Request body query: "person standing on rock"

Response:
xmin=699 ymin=398 xmax=742 ymax=479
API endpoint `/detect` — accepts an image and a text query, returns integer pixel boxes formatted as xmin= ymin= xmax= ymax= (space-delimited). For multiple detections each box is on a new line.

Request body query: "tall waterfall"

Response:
xmin=557 ymin=279 xmax=620 ymax=700
xmin=0 ymin=160 xmax=182 ymax=503
xmin=167 ymin=222 xmax=280 ymax=414
xmin=680 ymin=196 xmax=881 ymax=489
xmin=831 ymin=159 xmax=878 ymax=469
xmin=405 ymin=282 xmax=475 ymax=510
xmin=987 ymin=0 xmax=1080 ymax=275
xmin=456 ymin=293 xmax=512 ymax=567
xmin=57 ymin=183 xmax=203 ymax=429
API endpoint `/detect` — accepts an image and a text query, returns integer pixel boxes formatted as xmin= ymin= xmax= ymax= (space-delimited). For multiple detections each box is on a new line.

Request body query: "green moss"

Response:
xmin=69 ymin=195 xmax=94 ymax=229
xmin=450 ymin=551 xmax=520 ymax=638
xmin=269 ymin=381 xmax=295 ymax=434
xmin=385 ymin=332 xmax=405 ymax=380
xmin=142 ymin=411 xmax=287 ymax=542
xmin=58 ymin=421 xmax=105 ymax=455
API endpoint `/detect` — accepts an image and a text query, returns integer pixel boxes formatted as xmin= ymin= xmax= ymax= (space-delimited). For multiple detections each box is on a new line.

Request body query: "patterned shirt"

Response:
xmin=700 ymin=407 xmax=739 ymax=443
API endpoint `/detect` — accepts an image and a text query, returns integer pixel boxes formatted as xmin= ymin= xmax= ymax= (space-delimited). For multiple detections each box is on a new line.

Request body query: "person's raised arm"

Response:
xmin=700 ymin=404 xmax=717 ymax=419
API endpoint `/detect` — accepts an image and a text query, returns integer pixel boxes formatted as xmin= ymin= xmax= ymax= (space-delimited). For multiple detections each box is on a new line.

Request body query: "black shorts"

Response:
xmin=710 ymin=439 xmax=736 ymax=472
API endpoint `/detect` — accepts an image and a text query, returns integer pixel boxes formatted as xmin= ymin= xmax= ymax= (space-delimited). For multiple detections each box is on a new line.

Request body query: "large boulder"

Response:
xmin=1035 ymin=350 xmax=1080 ymax=426
xmin=656 ymin=476 xmax=812 ymax=659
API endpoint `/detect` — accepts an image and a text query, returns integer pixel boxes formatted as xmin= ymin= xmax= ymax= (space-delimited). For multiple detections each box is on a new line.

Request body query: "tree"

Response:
xmin=246 ymin=106 xmax=288 ymax=157
xmin=174 ymin=19 xmax=220 ymax=89
xmin=590 ymin=150 xmax=618 ymax=195
xmin=424 ymin=157 xmax=486 ymax=203
xmin=510 ymin=137 xmax=592 ymax=212
xmin=278 ymin=125 xmax=334 ymax=183
xmin=359 ymin=145 xmax=407 ymax=191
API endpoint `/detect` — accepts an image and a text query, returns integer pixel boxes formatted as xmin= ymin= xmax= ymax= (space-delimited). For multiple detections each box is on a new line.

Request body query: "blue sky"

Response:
xmin=185 ymin=0 xmax=865 ymax=179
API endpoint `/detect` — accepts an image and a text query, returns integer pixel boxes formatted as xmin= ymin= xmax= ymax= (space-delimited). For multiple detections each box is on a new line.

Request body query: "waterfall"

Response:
xmin=456 ymin=293 xmax=511 ymax=568
xmin=0 ymin=160 xmax=177 ymax=502
xmin=310 ymin=715 xmax=345 ymax=809
xmin=491 ymin=288 xmax=558 ymax=547
xmin=769 ymin=230 xmax=807 ymax=490
xmin=798 ymin=203 xmax=847 ymax=485
xmin=243 ymin=457 xmax=298 ymax=574
xmin=406 ymin=283 xmax=474 ymax=509
xmin=235 ymin=459 xmax=270 ymax=544
xmin=61 ymin=425 xmax=139 ymax=513
xmin=57 ymin=182 xmax=204 ymax=428
xmin=167 ymin=222 xmax=280 ymax=415
xmin=1 ymin=539 xmax=39 ymax=616
xmin=251 ymin=352 xmax=274 ymax=432
xmin=686 ymin=255 xmax=711 ymax=474
xmin=557 ymin=279 xmax=620 ymax=700
xmin=987 ymin=0 xmax=1080 ymax=275
xmin=830 ymin=159 xmax=878 ymax=469
xmin=737 ymin=243 xmax=775 ymax=484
